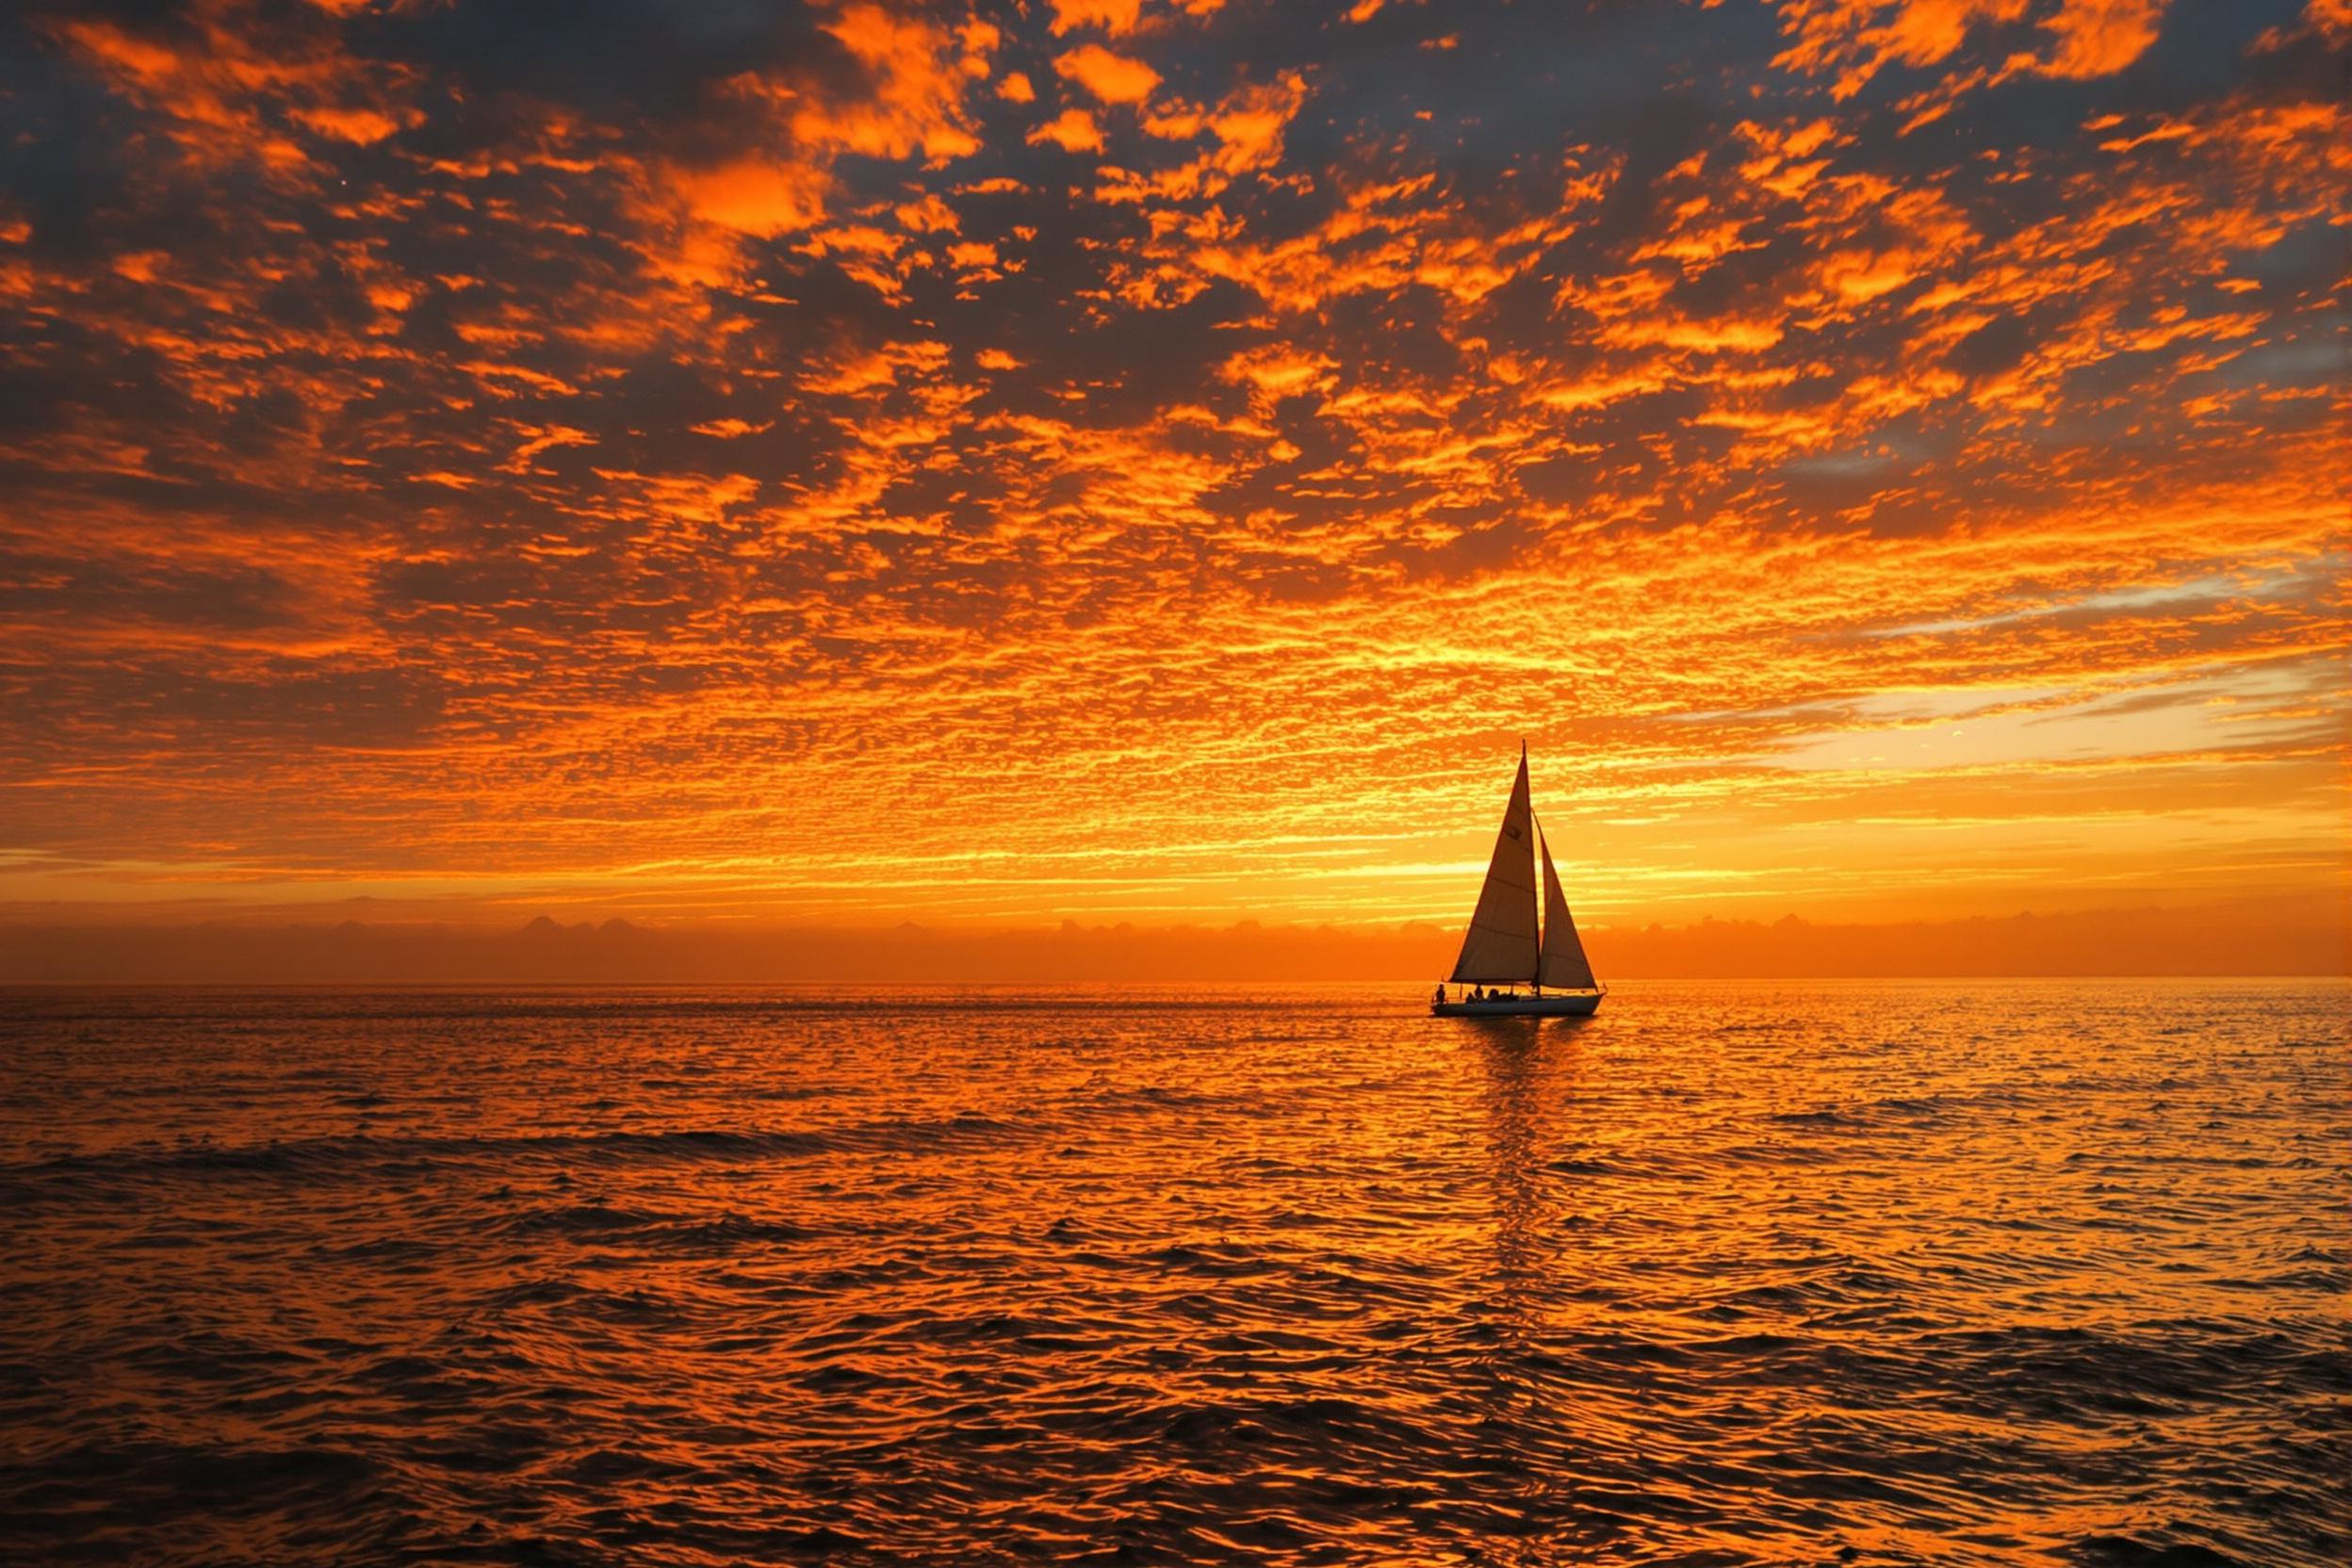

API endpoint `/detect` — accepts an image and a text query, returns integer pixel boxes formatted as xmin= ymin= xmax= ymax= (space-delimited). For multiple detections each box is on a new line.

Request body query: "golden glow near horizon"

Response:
xmin=0 ymin=0 xmax=2345 ymax=944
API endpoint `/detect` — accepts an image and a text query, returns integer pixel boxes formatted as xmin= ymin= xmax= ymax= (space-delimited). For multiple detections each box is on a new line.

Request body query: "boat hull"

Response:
xmin=1431 ymin=992 xmax=1601 ymax=1018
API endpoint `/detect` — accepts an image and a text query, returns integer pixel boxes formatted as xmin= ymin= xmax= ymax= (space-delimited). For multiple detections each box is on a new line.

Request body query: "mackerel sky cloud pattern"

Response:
xmin=0 ymin=0 xmax=2344 ymax=935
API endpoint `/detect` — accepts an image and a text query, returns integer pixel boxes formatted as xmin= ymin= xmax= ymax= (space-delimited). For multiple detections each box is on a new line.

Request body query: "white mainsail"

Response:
xmin=1449 ymin=748 xmax=1541 ymax=982
xmin=1537 ymin=827 xmax=1598 ymax=990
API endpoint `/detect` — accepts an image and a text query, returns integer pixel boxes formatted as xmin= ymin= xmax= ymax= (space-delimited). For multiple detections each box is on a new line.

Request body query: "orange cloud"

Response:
xmin=1207 ymin=73 xmax=1307 ymax=172
xmin=798 ymin=3 xmax=990 ymax=160
xmin=289 ymin=104 xmax=407 ymax=144
xmin=1533 ymin=368 xmax=1675 ymax=412
xmin=1769 ymin=0 xmax=2170 ymax=98
xmin=47 ymin=6 xmax=409 ymax=172
xmin=681 ymin=158 xmax=829 ymax=237
xmin=3 ymin=0 xmax=2342 ymax=956
xmin=1028 ymin=107 xmax=1107 ymax=153
xmin=1051 ymin=0 xmax=1145 ymax=35
xmin=1054 ymin=43 xmax=1163 ymax=105
xmin=2035 ymin=0 xmax=2166 ymax=78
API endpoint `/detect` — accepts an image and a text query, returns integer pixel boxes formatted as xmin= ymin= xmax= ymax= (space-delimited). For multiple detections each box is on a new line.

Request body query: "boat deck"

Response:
xmin=1431 ymin=992 xmax=1601 ymax=1018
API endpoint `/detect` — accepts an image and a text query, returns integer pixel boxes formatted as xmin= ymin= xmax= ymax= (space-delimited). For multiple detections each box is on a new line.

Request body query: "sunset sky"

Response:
xmin=1 ymin=0 xmax=2344 ymax=956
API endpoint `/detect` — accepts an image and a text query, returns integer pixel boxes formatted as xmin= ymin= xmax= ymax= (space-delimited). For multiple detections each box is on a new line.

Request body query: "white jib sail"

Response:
xmin=1450 ymin=750 xmax=1540 ymax=983
xmin=1538 ymin=827 xmax=1598 ymax=991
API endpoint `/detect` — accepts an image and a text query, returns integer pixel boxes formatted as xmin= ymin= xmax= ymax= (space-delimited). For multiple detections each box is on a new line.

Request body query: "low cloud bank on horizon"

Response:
xmin=4 ymin=891 xmax=2341 ymax=983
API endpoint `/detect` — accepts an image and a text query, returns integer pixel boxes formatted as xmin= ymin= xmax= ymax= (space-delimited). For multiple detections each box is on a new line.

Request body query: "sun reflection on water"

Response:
xmin=0 ymin=981 xmax=2342 ymax=1565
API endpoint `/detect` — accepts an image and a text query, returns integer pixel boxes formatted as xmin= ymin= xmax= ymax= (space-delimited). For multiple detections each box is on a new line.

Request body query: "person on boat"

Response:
xmin=1433 ymin=984 xmax=1446 ymax=1006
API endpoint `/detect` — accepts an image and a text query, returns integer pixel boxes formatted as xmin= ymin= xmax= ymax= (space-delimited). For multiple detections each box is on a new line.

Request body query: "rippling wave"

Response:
xmin=1 ymin=981 xmax=2344 ymax=1565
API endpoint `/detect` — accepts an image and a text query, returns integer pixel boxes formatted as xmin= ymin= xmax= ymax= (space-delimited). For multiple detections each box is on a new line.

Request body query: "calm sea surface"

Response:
xmin=0 ymin=981 xmax=2344 ymax=1566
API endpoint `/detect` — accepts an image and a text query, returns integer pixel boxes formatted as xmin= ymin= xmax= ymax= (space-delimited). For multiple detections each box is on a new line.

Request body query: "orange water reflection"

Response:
xmin=0 ymin=981 xmax=2342 ymax=1564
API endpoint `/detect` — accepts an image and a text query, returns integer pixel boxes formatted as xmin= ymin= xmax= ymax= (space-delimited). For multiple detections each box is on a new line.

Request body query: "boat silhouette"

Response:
xmin=1432 ymin=743 xmax=1606 ymax=1018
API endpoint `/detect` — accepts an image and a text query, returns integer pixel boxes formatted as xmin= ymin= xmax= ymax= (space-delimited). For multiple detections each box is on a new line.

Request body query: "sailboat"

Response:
xmin=1431 ymin=743 xmax=1606 ymax=1017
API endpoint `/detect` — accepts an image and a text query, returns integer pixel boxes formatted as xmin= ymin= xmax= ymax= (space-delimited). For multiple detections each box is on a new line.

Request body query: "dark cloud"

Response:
xmin=0 ymin=0 xmax=2343 ymax=930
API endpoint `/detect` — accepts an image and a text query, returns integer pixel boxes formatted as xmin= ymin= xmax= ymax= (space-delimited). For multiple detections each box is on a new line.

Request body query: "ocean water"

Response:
xmin=0 ymin=981 xmax=2344 ymax=1567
